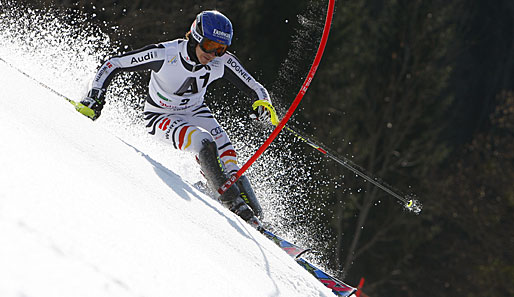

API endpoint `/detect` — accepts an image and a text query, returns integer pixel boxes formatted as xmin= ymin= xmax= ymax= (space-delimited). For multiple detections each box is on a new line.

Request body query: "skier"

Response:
xmin=77 ymin=10 xmax=274 ymax=229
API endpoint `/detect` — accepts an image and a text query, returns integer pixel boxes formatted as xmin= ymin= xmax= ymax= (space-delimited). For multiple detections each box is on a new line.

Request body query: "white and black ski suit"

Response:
xmin=92 ymin=39 xmax=271 ymax=174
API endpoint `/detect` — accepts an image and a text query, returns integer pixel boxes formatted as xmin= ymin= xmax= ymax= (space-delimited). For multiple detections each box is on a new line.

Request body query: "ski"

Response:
xmin=261 ymin=229 xmax=311 ymax=258
xmin=296 ymin=258 xmax=357 ymax=296
xmin=261 ymin=229 xmax=357 ymax=296
xmin=194 ymin=181 xmax=357 ymax=296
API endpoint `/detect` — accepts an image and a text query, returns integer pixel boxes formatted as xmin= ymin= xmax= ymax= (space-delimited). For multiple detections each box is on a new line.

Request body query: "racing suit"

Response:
xmin=91 ymin=38 xmax=271 ymax=175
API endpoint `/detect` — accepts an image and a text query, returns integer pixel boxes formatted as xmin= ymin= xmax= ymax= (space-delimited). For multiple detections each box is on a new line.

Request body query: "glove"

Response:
xmin=77 ymin=87 xmax=105 ymax=120
xmin=255 ymin=105 xmax=271 ymax=121
xmin=252 ymin=99 xmax=279 ymax=125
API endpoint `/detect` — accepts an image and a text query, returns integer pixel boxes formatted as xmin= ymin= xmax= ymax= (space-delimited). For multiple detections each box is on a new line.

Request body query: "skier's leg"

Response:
xmin=190 ymin=105 xmax=263 ymax=218
xmin=196 ymin=139 xmax=254 ymax=221
xmin=144 ymin=111 xmax=258 ymax=223
xmin=143 ymin=111 xmax=211 ymax=153
xmin=170 ymin=104 xmax=238 ymax=174
xmin=143 ymin=111 xmax=237 ymax=198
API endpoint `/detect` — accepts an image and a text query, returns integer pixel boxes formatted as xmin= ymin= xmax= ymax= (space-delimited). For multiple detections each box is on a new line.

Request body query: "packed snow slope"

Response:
xmin=0 ymin=60 xmax=334 ymax=297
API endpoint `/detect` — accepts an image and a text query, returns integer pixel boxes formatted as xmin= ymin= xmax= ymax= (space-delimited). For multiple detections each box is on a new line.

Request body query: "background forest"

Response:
xmin=15 ymin=0 xmax=514 ymax=296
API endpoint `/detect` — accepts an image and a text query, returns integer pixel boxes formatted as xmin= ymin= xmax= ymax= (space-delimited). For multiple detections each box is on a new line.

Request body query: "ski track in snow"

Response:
xmin=0 ymin=53 xmax=334 ymax=296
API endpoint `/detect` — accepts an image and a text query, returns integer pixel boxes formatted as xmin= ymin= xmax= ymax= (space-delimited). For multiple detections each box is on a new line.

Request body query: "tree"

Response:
xmin=416 ymin=91 xmax=514 ymax=297
xmin=298 ymin=0 xmax=459 ymax=294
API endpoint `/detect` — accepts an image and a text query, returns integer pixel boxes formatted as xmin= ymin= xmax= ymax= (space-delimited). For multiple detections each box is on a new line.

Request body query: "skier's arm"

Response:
xmin=222 ymin=53 xmax=274 ymax=122
xmin=92 ymin=44 xmax=166 ymax=90
xmin=79 ymin=44 xmax=166 ymax=120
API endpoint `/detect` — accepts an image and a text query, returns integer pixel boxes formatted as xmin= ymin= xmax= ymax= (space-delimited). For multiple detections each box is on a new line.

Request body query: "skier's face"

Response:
xmin=196 ymin=44 xmax=216 ymax=65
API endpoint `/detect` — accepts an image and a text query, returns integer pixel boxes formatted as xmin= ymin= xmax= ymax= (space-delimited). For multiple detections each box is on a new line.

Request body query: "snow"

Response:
xmin=0 ymin=57 xmax=335 ymax=296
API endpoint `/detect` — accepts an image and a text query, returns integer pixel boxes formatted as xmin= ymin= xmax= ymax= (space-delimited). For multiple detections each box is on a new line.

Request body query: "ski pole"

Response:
xmin=284 ymin=124 xmax=422 ymax=213
xmin=0 ymin=56 xmax=96 ymax=118
xmin=0 ymin=56 xmax=70 ymax=100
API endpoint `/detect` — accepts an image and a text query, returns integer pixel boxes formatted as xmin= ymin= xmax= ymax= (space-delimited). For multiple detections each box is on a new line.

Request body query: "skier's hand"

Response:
xmin=255 ymin=105 xmax=270 ymax=121
xmin=77 ymin=87 xmax=105 ymax=120
xmin=251 ymin=99 xmax=279 ymax=125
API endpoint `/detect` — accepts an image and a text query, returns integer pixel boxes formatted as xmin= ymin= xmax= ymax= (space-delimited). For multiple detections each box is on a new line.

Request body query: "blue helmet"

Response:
xmin=190 ymin=10 xmax=233 ymax=46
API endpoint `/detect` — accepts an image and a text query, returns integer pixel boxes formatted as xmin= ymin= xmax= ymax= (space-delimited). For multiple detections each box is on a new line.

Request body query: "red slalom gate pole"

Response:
xmin=218 ymin=0 xmax=336 ymax=195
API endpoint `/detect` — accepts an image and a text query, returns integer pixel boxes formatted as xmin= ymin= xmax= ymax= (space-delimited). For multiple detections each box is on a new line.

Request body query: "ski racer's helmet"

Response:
xmin=190 ymin=10 xmax=233 ymax=56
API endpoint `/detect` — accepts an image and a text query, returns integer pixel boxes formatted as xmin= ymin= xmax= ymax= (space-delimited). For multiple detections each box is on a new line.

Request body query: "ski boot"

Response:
xmin=197 ymin=140 xmax=262 ymax=229
xmin=236 ymin=175 xmax=263 ymax=219
xmin=229 ymin=196 xmax=263 ymax=231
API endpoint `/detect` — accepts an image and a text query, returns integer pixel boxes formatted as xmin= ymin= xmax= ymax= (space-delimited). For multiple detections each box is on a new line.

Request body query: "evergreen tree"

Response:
xmin=300 ymin=0 xmax=459 ymax=294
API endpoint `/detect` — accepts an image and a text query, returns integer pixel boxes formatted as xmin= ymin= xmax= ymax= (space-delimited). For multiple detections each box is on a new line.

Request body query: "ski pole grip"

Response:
xmin=72 ymin=100 xmax=97 ymax=119
xmin=252 ymin=100 xmax=280 ymax=126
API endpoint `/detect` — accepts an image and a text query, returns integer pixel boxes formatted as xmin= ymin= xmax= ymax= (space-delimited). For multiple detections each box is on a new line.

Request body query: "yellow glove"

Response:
xmin=252 ymin=100 xmax=279 ymax=126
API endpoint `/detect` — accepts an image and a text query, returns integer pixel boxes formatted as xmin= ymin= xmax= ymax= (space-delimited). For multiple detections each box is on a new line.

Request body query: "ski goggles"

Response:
xmin=199 ymin=38 xmax=228 ymax=57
